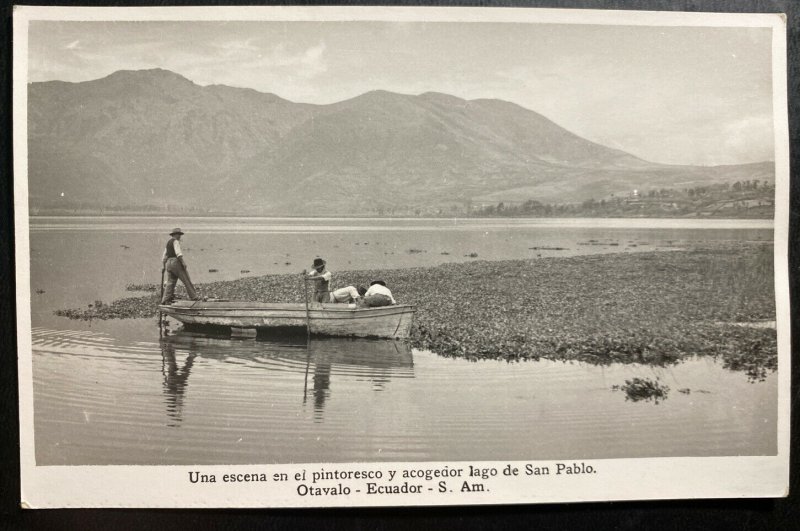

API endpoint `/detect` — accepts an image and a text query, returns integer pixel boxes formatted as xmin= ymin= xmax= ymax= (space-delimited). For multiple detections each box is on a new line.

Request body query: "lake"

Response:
xmin=25 ymin=216 xmax=777 ymax=465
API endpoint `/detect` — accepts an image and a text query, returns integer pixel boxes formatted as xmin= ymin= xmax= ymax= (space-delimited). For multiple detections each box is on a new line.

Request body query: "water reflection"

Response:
xmin=310 ymin=358 xmax=331 ymax=420
xmin=32 ymin=325 xmax=778 ymax=464
xmin=159 ymin=331 xmax=414 ymax=425
xmin=304 ymin=337 xmax=414 ymax=421
xmin=160 ymin=340 xmax=197 ymax=427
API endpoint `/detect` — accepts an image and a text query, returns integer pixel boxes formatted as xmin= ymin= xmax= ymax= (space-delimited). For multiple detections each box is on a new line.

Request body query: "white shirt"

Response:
xmin=162 ymin=239 xmax=183 ymax=261
xmin=308 ymin=269 xmax=332 ymax=282
xmin=330 ymin=286 xmax=360 ymax=303
xmin=365 ymin=284 xmax=396 ymax=304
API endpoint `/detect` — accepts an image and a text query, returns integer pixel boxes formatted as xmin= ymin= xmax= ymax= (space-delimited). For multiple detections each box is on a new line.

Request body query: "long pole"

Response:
xmin=301 ymin=274 xmax=312 ymax=403
xmin=302 ymin=274 xmax=312 ymax=341
xmin=158 ymin=266 xmax=166 ymax=336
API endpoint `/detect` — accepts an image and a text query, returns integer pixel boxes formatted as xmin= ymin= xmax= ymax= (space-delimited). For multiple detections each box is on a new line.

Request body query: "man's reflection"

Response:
xmin=311 ymin=361 xmax=332 ymax=421
xmin=160 ymin=339 xmax=197 ymax=427
xmin=302 ymin=339 xmax=415 ymax=421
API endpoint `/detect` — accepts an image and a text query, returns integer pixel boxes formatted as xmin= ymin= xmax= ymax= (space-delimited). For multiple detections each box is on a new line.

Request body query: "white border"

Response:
xmin=14 ymin=6 xmax=791 ymax=508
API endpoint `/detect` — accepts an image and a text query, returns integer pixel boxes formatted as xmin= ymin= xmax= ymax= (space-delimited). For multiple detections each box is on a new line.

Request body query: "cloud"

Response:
xmin=262 ymin=42 xmax=327 ymax=76
xmin=720 ymin=115 xmax=775 ymax=163
xmin=214 ymin=38 xmax=259 ymax=52
xmin=65 ymin=39 xmax=81 ymax=50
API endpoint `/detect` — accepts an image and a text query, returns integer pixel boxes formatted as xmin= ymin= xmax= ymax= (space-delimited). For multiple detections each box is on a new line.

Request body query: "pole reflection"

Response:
xmin=160 ymin=330 xmax=415 ymax=425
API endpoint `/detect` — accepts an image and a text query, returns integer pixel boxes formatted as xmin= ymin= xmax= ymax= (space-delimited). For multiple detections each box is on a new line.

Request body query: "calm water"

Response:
xmin=26 ymin=217 xmax=777 ymax=465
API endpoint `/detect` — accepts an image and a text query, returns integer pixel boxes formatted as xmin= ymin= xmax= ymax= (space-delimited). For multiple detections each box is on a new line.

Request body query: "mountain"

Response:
xmin=27 ymin=69 xmax=774 ymax=215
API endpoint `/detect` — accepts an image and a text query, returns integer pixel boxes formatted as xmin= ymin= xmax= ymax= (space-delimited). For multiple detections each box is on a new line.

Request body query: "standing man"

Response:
xmin=161 ymin=228 xmax=199 ymax=304
xmin=305 ymin=258 xmax=332 ymax=303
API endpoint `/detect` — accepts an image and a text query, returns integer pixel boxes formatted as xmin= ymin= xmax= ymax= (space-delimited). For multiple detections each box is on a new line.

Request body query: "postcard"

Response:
xmin=14 ymin=5 xmax=789 ymax=508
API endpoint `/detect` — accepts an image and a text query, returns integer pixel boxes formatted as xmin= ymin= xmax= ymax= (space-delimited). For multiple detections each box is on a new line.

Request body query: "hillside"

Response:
xmin=27 ymin=69 xmax=774 ymax=216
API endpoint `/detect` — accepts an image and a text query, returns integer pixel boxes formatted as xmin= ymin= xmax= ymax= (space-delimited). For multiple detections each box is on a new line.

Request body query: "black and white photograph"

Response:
xmin=13 ymin=6 xmax=790 ymax=508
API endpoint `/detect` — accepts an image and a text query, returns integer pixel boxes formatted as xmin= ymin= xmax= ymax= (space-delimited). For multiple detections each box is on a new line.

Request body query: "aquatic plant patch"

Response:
xmin=55 ymin=243 xmax=776 ymax=376
xmin=612 ymin=377 xmax=670 ymax=403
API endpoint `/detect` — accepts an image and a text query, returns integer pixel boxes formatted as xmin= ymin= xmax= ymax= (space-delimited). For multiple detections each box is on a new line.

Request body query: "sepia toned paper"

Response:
xmin=13 ymin=5 xmax=790 ymax=508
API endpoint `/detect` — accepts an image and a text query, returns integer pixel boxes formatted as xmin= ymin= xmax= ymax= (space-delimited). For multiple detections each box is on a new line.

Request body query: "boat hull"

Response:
xmin=158 ymin=301 xmax=416 ymax=339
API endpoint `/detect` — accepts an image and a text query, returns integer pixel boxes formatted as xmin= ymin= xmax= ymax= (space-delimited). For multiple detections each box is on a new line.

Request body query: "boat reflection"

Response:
xmin=159 ymin=330 xmax=414 ymax=425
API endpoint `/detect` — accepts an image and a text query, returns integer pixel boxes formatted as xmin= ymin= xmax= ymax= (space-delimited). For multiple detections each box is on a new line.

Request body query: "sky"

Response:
xmin=27 ymin=20 xmax=776 ymax=166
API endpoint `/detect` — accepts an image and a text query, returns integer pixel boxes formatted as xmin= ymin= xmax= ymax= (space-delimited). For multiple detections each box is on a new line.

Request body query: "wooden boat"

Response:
xmin=158 ymin=300 xmax=416 ymax=339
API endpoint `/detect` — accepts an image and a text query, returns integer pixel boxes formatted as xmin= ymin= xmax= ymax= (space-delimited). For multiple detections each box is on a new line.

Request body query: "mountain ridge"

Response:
xmin=27 ymin=68 xmax=774 ymax=216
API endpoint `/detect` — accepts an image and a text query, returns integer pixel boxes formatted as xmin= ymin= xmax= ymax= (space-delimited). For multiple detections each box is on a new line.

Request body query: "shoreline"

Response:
xmin=55 ymin=244 xmax=777 ymax=380
xmin=29 ymin=212 xmax=774 ymax=222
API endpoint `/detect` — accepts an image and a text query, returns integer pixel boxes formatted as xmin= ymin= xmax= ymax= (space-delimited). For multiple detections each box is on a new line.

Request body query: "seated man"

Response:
xmin=363 ymin=280 xmax=396 ymax=307
xmin=330 ymin=285 xmax=367 ymax=304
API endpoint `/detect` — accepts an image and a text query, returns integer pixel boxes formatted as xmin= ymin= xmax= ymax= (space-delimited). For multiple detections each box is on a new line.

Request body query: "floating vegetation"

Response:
xmin=465 ymin=252 xmax=479 ymax=258
xmin=55 ymin=243 xmax=776 ymax=379
xmin=35 ymin=289 xmax=45 ymax=295
xmin=612 ymin=377 xmax=670 ymax=403
xmin=441 ymin=252 xmax=450 ymax=255
xmin=240 ymin=270 xmax=250 ymax=274
xmin=208 ymin=269 xmax=219 ymax=273
xmin=529 ymin=247 xmax=568 ymax=251
xmin=408 ymin=249 xmax=425 ymax=254
xmin=678 ymin=388 xmax=691 ymax=394
xmin=56 ymin=297 xmax=157 ymax=320
xmin=714 ymin=325 xmax=777 ymax=382
xmin=126 ymin=283 xmax=158 ymax=292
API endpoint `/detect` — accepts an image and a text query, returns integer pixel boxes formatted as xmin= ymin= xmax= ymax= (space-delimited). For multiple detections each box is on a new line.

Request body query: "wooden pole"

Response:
xmin=158 ymin=266 xmax=166 ymax=336
xmin=302 ymin=274 xmax=312 ymax=341
xmin=301 ymin=273 xmax=312 ymax=403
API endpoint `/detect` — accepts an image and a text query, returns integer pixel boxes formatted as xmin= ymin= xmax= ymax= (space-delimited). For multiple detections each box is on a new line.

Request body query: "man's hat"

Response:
xmin=170 ymin=228 xmax=185 ymax=236
xmin=370 ymin=280 xmax=386 ymax=287
xmin=312 ymin=258 xmax=326 ymax=268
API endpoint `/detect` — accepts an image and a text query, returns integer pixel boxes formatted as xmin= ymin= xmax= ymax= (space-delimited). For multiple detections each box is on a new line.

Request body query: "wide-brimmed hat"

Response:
xmin=312 ymin=258 xmax=326 ymax=268
xmin=170 ymin=228 xmax=185 ymax=236
xmin=370 ymin=280 xmax=386 ymax=287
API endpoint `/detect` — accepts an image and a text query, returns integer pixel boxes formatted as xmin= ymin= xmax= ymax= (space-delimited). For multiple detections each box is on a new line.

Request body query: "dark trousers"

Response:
xmin=162 ymin=258 xmax=197 ymax=302
xmin=364 ymin=294 xmax=392 ymax=307
xmin=313 ymin=291 xmax=331 ymax=303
